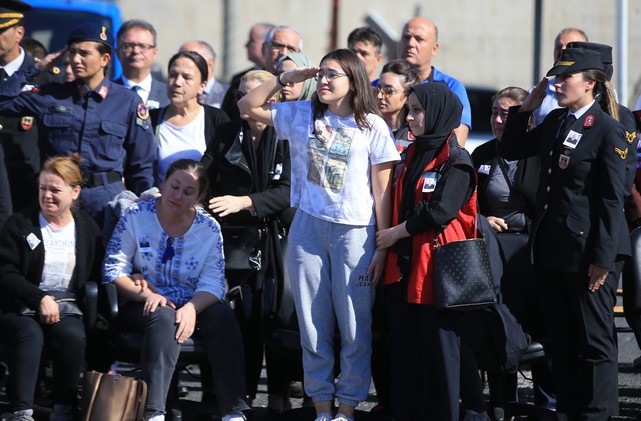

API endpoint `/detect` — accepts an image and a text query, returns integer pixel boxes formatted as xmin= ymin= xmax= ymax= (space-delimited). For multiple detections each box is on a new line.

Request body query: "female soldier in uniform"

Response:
xmin=500 ymin=47 xmax=633 ymax=420
xmin=0 ymin=22 xmax=155 ymax=225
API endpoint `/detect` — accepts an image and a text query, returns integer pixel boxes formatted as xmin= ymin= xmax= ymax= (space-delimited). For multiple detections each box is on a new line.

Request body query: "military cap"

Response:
xmin=0 ymin=0 xmax=31 ymax=30
xmin=67 ymin=22 xmax=114 ymax=48
xmin=547 ymin=48 xmax=603 ymax=77
xmin=566 ymin=41 xmax=612 ymax=65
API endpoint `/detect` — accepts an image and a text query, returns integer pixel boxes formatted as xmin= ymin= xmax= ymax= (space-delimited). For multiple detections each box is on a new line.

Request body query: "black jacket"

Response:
xmin=500 ymin=102 xmax=633 ymax=272
xmin=471 ymin=138 xmax=539 ymax=221
xmin=0 ymin=208 xmax=103 ymax=313
xmin=201 ymin=119 xmax=291 ymax=226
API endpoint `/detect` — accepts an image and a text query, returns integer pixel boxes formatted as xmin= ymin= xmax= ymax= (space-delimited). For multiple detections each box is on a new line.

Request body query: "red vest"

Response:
xmin=383 ymin=140 xmax=478 ymax=305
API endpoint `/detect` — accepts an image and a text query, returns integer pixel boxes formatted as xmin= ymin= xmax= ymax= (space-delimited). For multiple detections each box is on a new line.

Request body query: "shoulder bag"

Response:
xmin=432 ymin=218 xmax=497 ymax=311
xmin=81 ymin=370 xmax=147 ymax=421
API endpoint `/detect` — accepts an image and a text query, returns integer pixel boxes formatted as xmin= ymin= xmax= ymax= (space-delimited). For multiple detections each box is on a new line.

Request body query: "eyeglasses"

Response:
xmin=269 ymin=41 xmax=300 ymax=54
xmin=314 ymin=70 xmax=347 ymax=82
xmin=374 ymin=86 xmax=404 ymax=98
xmin=119 ymin=42 xmax=156 ymax=53
xmin=161 ymin=237 xmax=175 ymax=264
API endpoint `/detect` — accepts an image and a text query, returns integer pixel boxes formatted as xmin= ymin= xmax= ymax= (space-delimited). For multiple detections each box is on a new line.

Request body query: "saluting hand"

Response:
xmin=36 ymin=48 xmax=67 ymax=74
xmin=280 ymin=66 xmax=320 ymax=84
xmin=519 ymin=78 xmax=548 ymax=113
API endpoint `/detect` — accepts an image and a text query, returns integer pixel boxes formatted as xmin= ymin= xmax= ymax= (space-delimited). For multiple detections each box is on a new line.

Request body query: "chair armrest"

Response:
xmin=104 ymin=283 xmax=120 ymax=331
xmin=83 ymin=281 xmax=98 ymax=330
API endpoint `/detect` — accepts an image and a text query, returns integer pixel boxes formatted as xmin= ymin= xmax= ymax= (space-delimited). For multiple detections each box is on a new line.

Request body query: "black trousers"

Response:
xmin=387 ymin=283 xmax=464 ymax=421
xmin=538 ymin=263 xmax=622 ymax=421
xmin=0 ymin=313 xmax=86 ymax=411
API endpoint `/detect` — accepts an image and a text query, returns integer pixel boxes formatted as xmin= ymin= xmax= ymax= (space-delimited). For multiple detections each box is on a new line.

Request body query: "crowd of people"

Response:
xmin=0 ymin=1 xmax=639 ymax=420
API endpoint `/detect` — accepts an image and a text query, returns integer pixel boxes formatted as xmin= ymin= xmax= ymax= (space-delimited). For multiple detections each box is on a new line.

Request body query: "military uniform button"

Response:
xmin=546 ymin=186 xmax=550 ymax=192
xmin=544 ymin=204 xmax=548 ymax=210
xmin=547 ymin=168 xmax=552 ymax=174
xmin=549 ymin=150 xmax=553 ymax=156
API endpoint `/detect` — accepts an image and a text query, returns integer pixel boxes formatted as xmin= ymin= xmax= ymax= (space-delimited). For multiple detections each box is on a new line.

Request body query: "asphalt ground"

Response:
xmin=1 ymin=296 xmax=641 ymax=420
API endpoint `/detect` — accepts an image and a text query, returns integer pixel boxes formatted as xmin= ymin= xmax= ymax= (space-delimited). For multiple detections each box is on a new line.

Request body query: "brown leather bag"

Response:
xmin=81 ymin=371 xmax=147 ymax=421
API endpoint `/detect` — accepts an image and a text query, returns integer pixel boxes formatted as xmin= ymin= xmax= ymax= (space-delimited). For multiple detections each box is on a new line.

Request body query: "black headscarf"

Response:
xmin=399 ymin=82 xmax=463 ymax=222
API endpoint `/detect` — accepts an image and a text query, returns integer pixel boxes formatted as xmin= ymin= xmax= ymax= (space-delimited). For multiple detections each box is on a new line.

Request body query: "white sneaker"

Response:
xmin=332 ymin=414 xmax=353 ymax=421
xmin=143 ymin=411 xmax=165 ymax=421
xmin=221 ymin=412 xmax=246 ymax=421
xmin=9 ymin=410 xmax=34 ymax=421
xmin=314 ymin=413 xmax=333 ymax=421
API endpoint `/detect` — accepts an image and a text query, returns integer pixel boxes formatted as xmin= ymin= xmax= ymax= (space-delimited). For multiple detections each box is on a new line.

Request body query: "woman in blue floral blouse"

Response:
xmin=103 ymin=159 xmax=249 ymax=421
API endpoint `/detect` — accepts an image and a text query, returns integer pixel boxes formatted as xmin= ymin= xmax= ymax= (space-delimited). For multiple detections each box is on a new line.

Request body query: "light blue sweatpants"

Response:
xmin=287 ymin=210 xmax=375 ymax=407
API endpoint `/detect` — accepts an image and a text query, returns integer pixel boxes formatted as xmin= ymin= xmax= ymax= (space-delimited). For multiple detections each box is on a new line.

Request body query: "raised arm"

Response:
xmin=237 ymin=66 xmax=319 ymax=127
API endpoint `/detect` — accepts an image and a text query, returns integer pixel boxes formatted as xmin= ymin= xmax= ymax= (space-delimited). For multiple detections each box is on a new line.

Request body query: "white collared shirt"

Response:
xmin=121 ymin=73 xmax=153 ymax=104
xmin=1 ymin=47 xmax=25 ymax=77
xmin=567 ymin=99 xmax=596 ymax=120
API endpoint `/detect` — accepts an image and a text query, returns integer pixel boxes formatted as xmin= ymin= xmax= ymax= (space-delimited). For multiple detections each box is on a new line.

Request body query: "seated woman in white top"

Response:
xmin=103 ymin=159 xmax=249 ymax=421
xmin=0 ymin=154 xmax=102 ymax=421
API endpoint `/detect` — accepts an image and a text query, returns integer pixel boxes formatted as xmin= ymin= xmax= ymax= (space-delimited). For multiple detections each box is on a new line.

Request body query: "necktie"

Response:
xmin=558 ymin=114 xmax=576 ymax=139
xmin=0 ymin=68 xmax=8 ymax=84
xmin=131 ymin=85 xmax=141 ymax=93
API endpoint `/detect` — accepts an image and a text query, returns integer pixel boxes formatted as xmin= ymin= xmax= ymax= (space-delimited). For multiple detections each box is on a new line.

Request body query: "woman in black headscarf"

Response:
xmin=377 ymin=82 xmax=478 ymax=420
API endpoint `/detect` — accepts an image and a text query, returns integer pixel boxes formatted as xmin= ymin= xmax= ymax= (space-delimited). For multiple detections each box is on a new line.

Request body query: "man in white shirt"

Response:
xmin=114 ymin=19 xmax=169 ymax=110
xmin=179 ymin=40 xmax=229 ymax=109
xmin=532 ymin=27 xmax=588 ymax=126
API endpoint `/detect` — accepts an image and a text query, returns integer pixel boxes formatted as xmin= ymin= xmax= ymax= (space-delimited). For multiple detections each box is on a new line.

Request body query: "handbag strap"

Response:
xmin=495 ymin=157 xmax=531 ymax=218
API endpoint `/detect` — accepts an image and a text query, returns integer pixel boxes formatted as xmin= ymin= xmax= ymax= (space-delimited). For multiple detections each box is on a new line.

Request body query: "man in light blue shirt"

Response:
xmin=399 ymin=17 xmax=472 ymax=145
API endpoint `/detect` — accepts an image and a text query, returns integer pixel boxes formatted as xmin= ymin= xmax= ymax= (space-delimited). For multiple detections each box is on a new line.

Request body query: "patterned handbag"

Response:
xmin=432 ymin=223 xmax=497 ymax=311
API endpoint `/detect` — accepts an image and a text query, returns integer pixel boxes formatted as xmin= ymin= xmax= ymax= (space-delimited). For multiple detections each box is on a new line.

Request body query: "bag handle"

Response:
xmin=433 ymin=214 xmax=481 ymax=248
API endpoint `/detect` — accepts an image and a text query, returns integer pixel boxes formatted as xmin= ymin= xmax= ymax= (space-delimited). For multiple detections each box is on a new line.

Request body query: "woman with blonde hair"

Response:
xmin=202 ymin=69 xmax=291 ymax=403
xmin=0 ymin=154 xmax=102 ymax=421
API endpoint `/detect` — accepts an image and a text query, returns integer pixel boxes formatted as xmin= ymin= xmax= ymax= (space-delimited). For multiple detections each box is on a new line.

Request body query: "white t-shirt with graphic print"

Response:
xmin=272 ymin=100 xmax=399 ymax=226
xmin=39 ymin=213 xmax=76 ymax=291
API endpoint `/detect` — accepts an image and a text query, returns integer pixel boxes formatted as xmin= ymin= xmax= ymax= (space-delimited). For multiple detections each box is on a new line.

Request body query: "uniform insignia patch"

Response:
xmin=98 ymin=85 xmax=109 ymax=99
xmin=584 ymin=115 xmax=594 ymax=127
xmin=100 ymin=26 xmax=108 ymax=41
xmin=20 ymin=116 xmax=33 ymax=131
xmin=137 ymin=103 xmax=149 ymax=120
xmin=625 ymin=131 xmax=637 ymax=144
xmin=615 ymin=147 xmax=628 ymax=160
xmin=52 ymin=66 xmax=60 ymax=75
